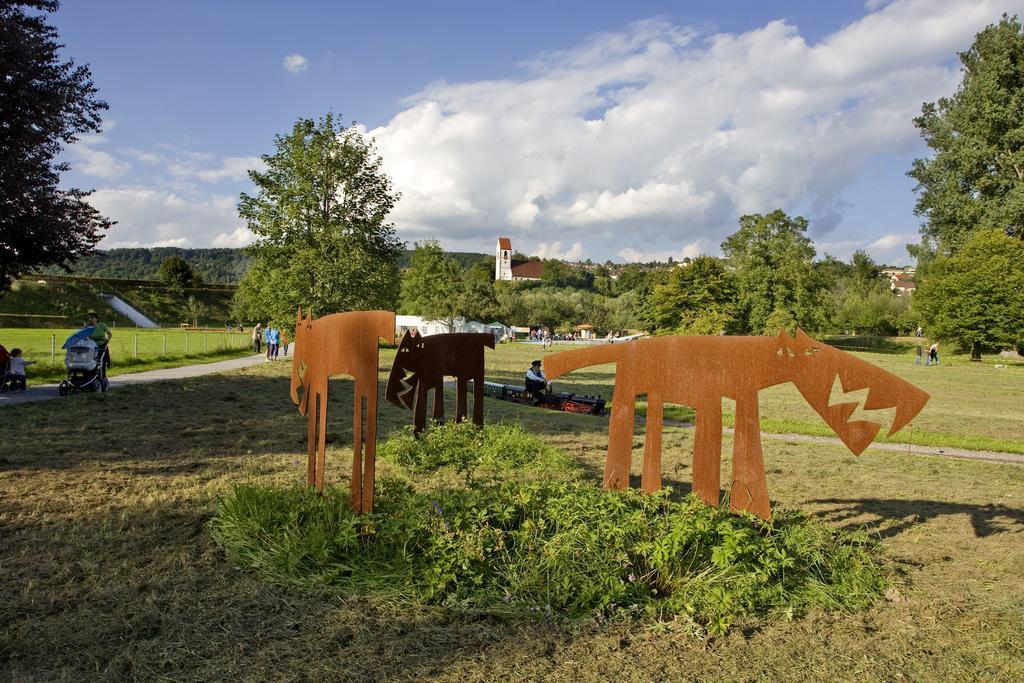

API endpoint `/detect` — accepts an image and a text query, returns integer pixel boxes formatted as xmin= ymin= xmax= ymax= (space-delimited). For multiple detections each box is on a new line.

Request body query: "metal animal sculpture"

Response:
xmin=290 ymin=309 xmax=395 ymax=513
xmin=385 ymin=331 xmax=495 ymax=434
xmin=544 ymin=329 xmax=930 ymax=519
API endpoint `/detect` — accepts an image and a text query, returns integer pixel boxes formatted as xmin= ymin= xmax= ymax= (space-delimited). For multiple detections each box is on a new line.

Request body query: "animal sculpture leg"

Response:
xmin=306 ymin=401 xmax=318 ymax=489
xmin=455 ymin=376 xmax=468 ymax=423
xmin=604 ymin=391 xmax=635 ymax=490
xmin=730 ymin=395 xmax=771 ymax=519
xmin=351 ymin=389 xmax=364 ymax=513
xmin=316 ymin=392 xmax=328 ymax=493
xmin=641 ymin=394 xmax=663 ymax=492
xmin=432 ymin=384 xmax=445 ymax=423
xmin=692 ymin=399 xmax=723 ymax=508
xmin=471 ymin=374 xmax=484 ymax=427
xmin=363 ymin=390 xmax=377 ymax=514
xmin=413 ymin=383 xmax=428 ymax=435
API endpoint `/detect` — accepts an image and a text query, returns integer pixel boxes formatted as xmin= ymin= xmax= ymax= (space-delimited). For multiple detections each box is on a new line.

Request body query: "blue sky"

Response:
xmin=52 ymin=0 xmax=1024 ymax=264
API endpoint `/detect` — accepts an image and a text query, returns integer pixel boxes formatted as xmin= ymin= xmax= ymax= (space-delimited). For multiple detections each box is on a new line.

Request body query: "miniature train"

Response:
xmin=468 ymin=379 xmax=607 ymax=416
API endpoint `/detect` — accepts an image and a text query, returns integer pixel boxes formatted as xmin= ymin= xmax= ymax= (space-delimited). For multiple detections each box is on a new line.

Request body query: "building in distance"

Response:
xmin=495 ymin=236 xmax=542 ymax=281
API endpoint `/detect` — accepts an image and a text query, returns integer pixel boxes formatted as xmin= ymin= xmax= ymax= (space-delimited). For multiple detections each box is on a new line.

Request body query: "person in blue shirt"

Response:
xmin=270 ymin=326 xmax=281 ymax=360
xmin=264 ymin=325 xmax=273 ymax=361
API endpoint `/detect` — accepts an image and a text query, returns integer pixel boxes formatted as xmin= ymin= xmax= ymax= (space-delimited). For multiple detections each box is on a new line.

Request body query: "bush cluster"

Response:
xmin=212 ymin=474 xmax=886 ymax=636
xmin=378 ymin=421 xmax=575 ymax=481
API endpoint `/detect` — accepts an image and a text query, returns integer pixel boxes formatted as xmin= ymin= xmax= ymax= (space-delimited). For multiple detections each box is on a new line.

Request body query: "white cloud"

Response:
xmin=88 ymin=188 xmax=243 ymax=248
xmin=534 ymin=241 xmax=585 ymax=260
xmin=74 ymin=145 xmax=131 ymax=178
xmin=120 ymin=148 xmax=161 ymax=163
xmin=70 ymin=132 xmax=131 ymax=178
xmin=283 ymin=53 xmax=308 ymax=74
xmin=366 ymin=0 xmax=1021 ymax=260
xmin=212 ymin=227 xmax=257 ymax=248
xmin=868 ymin=232 xmax=917 ymax=250
xmin=618 ymin=239 xmax=711 ymax=263
xmin=169 ymin=155 xmax=264 ymax=183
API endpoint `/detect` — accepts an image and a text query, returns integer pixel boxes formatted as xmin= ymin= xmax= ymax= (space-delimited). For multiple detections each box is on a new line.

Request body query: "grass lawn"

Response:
xmin=0 ymin=326 xmax=255 ymax=384
xmin=1 ymin=342 xmax=1022 ymax=680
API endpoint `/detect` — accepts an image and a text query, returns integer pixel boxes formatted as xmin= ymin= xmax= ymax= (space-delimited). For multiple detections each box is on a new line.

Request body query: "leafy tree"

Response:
xmin=615 ymin=263 xmax=649 ymax=295
xmin=643 ymin=257 xmax=738 ymax=335
xmin=0 ymin=0 xmax=112 ymax=295
xmin=832 ymin=286 xmax=911 ymax=336
xmin=909 ymin=15 xmax=1024 ymax=253
xmin=157 ymin=255 xmax=200 ymax=293
xmin=721 ymin=210 xmax=826 ymax=334
xmin=459 ymin=259 xmax=500 ymax=322
xmin=850 ymin=250 xmax=880 ymax=290
xmin=541 ymin=259 xmax=594 ymax=289
xmin=495 ymin=284 xmax=529 ymax=327
xmin=234 ymin=114 xmax=403 ymax=326
xmin=913 ymin=230 xmax=1024 ymax=359
xmin=399 ymin=240 xmax=464 ymax=329
xmin=184 ymin=295 xmax=206 ymax=328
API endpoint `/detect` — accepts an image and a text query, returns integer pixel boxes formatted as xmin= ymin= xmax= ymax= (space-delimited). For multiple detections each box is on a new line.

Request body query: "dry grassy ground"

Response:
xmin=1 ymin=343 xmax=1022 ymax=681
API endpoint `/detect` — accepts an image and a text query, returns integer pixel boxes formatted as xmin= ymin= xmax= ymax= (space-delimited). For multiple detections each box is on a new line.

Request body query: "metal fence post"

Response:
xmin=51 ymin=334 xmax=55 ymax=364
xmin=134 ymin=334 xmax=138 ymax=358
xmin=205 ymin=331 xmax=208 ymax=353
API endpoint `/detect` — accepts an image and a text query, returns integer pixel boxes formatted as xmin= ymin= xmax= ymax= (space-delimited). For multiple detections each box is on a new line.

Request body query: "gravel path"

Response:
xmin=0 ymin=354 xmax=270 ymax=407
xmin=748 ymin=429 xmax=1024 ymax=465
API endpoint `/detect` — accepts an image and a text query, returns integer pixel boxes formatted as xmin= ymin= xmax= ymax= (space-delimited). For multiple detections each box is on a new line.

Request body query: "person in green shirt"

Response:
xmin=86 ymin=311 xmax=112 ymax=369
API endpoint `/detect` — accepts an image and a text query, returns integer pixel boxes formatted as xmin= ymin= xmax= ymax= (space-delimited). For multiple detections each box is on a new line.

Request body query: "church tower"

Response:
xmin=495 ymin=236 xmax=513 ymax=280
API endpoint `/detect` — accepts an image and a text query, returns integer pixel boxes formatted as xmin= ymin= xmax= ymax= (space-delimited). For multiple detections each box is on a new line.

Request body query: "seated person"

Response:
xmin=7 ymin=348 xmax=35 ymax=391
xmin=525 ymin=359 xmax=551 ymax=401
xmin=86 ymin=310 xmax=112 ymax=369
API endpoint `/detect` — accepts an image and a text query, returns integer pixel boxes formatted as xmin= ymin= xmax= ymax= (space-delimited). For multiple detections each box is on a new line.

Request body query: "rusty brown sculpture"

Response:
xmin=544 ymin=329 xmax=930 ymax=519
xmin=290 ymin=309 xmax=395 ymax=513
xmin=386 ymin=331 xmax=495 ymax=435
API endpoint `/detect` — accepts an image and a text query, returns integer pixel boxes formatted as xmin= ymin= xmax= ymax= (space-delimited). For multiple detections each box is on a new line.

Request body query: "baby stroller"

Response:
xmin=59 ymin=333 xmax=109 ymax=395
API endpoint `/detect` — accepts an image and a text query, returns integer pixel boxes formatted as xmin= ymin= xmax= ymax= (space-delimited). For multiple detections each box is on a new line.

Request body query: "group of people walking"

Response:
xmin=914 ymin=327 xmax=940 ymax=366
xmin=251 ymin=323 xmax=288 ymax=360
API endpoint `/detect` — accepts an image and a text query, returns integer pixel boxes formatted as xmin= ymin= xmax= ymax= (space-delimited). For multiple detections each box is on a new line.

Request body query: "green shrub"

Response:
xmin=379 ymin=421 xmax=576 ymax=481
xmin=211 ymin=480 xmax=886 ymax=636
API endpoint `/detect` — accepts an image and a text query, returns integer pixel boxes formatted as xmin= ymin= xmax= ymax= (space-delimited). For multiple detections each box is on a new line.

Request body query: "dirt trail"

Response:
xmin=0 ymin=354 xmax=268 ymax=407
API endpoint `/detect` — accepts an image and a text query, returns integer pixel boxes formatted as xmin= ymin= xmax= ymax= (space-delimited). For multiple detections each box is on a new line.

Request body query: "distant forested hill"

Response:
xmin=396 ymin=250 xmax=491 ymax=270
xmin=41 ymin=247 xmax=492 ymax=283
xmin=42 ymin=248 xmax=252 ymax=284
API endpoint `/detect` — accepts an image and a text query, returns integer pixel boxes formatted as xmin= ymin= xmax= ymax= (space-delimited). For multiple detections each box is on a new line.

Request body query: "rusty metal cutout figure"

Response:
xmin=544 ymin=329 xmax=930 ymax=519
xmin=290 ymin=309 xmax=395 ymax=513
xmin=386 ymin=331 xmax=495 ymax=434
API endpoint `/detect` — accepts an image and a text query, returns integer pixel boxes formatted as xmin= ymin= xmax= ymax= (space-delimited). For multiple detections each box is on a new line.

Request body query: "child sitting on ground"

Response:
xmin=7 ymin=348 xmax=35 ymax=391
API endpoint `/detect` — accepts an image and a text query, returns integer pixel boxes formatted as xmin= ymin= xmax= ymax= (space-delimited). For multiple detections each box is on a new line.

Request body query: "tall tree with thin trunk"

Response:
xmin=235 ymin=114 xmax=403 ymax=326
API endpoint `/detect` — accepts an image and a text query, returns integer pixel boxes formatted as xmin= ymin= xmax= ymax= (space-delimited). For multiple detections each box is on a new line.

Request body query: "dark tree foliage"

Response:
xmin=540 ymin=259 xmax=594 ymax=290
xmin=642 ymin=256 xmax=738 ymax=335
xmin=909 ymin=15 xmax=1024 ymax=254
xmin=157 ymin=255 xmax=200 ymax=293
xmin=721 ymin=210 xmax=829 ymax=335
xmin=914 ymin=230 xmax=1024 ymax=359
xmin=42 ymin=247 xmax=252 ymax=283
xmin=0 ymin=1 xmax=112 ymax=295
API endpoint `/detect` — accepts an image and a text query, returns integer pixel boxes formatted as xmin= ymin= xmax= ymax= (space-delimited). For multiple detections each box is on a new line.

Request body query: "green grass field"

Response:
xmin=0 ymin=326 xmax=255 ymax=384
xmin=1 ymin=341 xmax=1022 ymax=680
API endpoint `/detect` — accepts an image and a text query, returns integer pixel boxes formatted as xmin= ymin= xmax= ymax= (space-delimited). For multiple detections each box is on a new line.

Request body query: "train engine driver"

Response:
xmin=525 ymin=359 xmax=551 ymax=401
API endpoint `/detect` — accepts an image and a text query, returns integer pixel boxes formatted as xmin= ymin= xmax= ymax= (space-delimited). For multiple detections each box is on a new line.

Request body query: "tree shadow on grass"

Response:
xmin=810 ymin=497 xmax=1024 ymax=538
